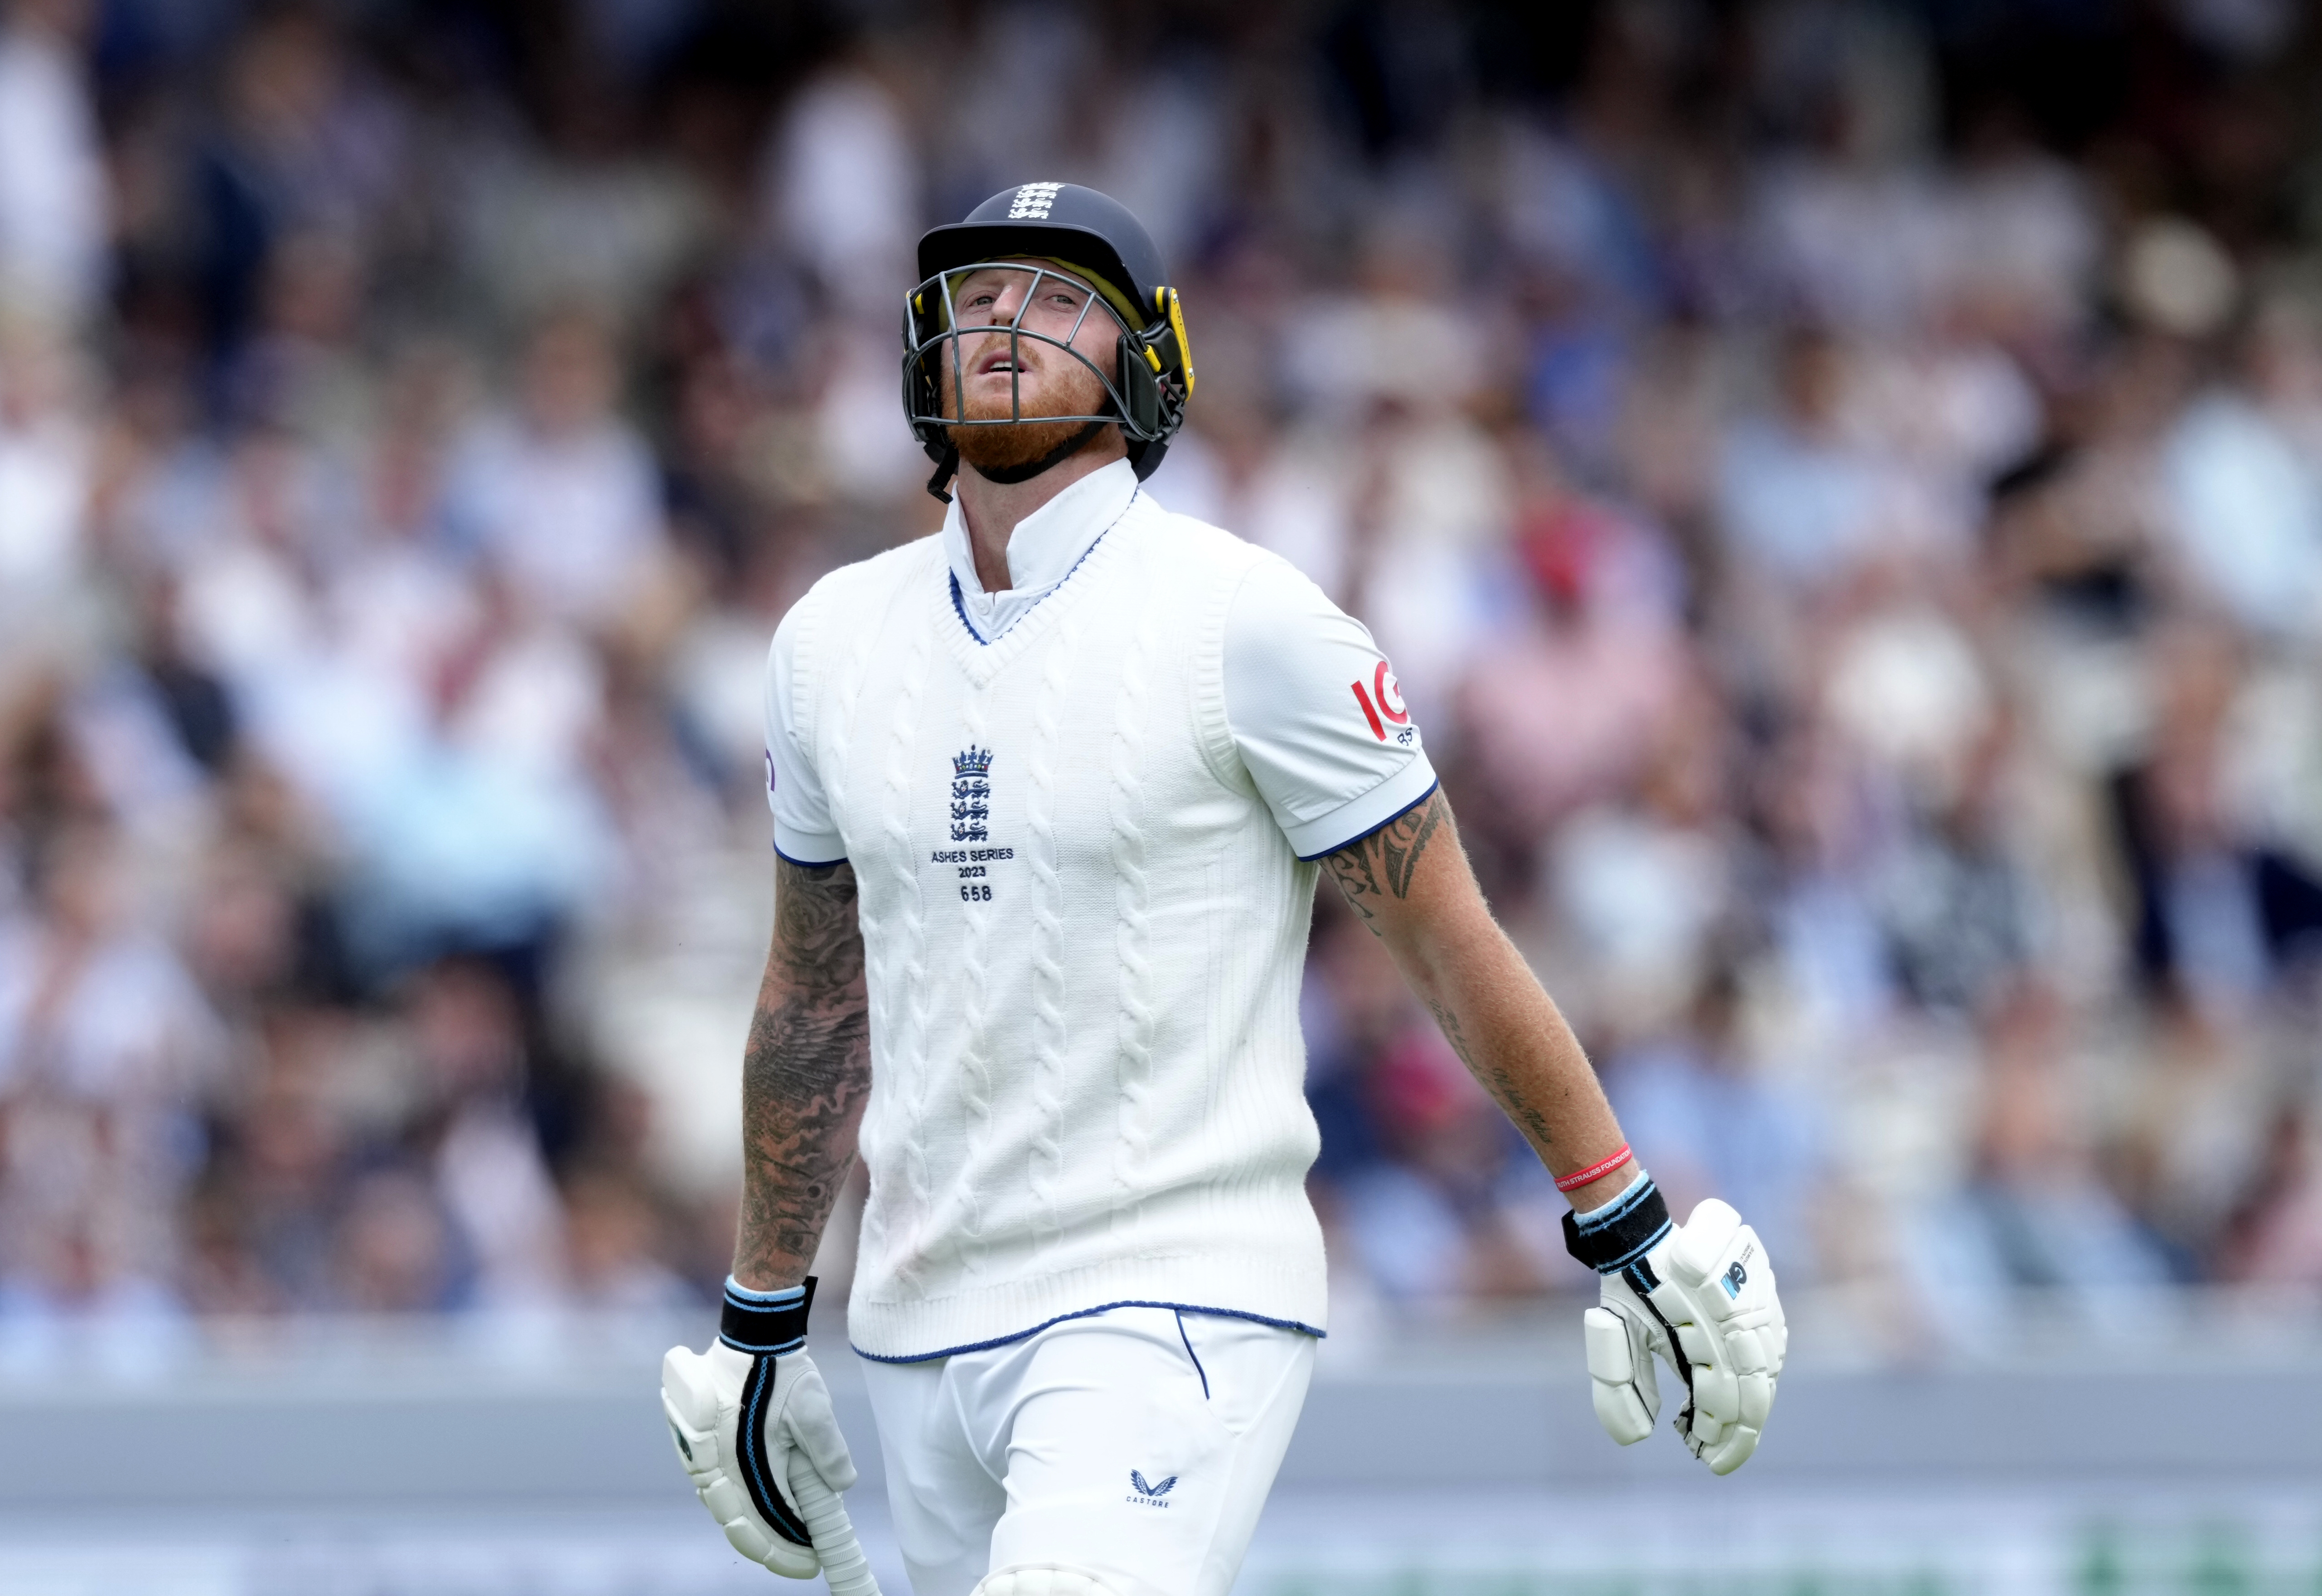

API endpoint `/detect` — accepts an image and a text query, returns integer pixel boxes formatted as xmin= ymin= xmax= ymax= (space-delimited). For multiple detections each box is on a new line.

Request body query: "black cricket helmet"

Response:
xmin=903 ymin=182 xmax=1195 ymax=500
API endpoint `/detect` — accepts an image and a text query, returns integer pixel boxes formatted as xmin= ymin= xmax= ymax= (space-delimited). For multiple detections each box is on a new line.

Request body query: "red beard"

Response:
xmin=941 ymin=340 xmax=1114 ymax=475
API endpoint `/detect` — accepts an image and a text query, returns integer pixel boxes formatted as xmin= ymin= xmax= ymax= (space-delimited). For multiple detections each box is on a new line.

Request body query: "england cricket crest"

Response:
xmin=950 ymin=746 xmax=993 ymax=842
xmin=936 ymin=746 xmax=1008 ymax=902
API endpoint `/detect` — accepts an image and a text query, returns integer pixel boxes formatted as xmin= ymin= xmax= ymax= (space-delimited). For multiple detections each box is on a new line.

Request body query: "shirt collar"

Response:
xmin=942 ymin=458 xmax=1139 ymax=626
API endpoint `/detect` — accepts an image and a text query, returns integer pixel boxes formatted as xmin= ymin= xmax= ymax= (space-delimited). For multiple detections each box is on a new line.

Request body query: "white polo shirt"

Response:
xmin=767 ymin=459 xmax=1435 ymax=866
xmin=755 ymin=458 xmax=1438 ymax=1359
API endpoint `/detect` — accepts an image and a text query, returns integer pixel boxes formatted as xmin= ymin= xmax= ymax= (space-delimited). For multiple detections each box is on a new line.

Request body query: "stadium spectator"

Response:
xmin=1 ymin=0 xmax=2320 ymax=1363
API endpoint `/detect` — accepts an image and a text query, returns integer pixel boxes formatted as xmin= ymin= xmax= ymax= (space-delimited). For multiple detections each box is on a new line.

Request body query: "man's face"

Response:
xmin=936 ymin=261 xmax=1122 ymax=473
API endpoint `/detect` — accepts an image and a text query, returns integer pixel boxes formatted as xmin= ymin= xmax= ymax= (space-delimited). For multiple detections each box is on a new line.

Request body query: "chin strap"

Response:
xmin=925 ymin=448 xmax=960 ymax=504
xmin=969 ymin=421 xmax=1106 ymax=487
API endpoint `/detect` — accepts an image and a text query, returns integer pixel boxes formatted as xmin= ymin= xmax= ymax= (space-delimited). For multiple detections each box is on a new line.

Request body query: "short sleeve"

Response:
xmin=764 ymin=601 xmax=846 ymax=866
xmin=1224 ymin=555 xmax=1439 ymax=860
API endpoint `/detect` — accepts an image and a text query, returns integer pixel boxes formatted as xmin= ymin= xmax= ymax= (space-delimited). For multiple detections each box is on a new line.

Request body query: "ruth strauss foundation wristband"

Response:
xmin=1555 ymin=1143 xmax=1635 ymax=1193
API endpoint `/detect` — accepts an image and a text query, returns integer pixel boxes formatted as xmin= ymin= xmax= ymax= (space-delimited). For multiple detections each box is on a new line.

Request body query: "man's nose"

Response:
xmin=987 ymin=280 xmax=1031 ymax=325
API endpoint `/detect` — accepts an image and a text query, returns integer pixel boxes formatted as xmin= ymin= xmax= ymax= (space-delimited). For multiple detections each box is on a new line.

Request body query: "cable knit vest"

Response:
xmin=782 ymin=495 xmax=1328 ymax=1359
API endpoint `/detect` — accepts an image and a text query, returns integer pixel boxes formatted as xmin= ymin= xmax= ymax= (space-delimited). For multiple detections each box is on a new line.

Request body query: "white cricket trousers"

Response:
xmin=858 ymin=1307 xmax=1316 ymax=1596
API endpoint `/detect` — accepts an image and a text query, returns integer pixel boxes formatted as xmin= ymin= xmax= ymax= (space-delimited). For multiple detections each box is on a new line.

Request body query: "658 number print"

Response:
xmin=960 ymin=883 xmax=991 ymax=901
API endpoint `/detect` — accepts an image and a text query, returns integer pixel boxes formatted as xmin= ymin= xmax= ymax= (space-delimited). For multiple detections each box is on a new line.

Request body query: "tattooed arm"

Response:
xmin=731 ymin=857 xmax=873 ymax=1290
xmin=1320 ymin=791 xmax=1635 ymax=1211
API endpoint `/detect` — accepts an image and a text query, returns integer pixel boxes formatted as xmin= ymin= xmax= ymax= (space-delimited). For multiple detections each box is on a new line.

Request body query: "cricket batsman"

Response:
xmin=660 ymin=183 xmax=1788 ymax=1596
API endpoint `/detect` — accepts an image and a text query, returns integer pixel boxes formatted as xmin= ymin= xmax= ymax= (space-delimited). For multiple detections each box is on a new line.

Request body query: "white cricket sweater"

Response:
xmin=764 ymin=467 xmax=1434 ymax=1360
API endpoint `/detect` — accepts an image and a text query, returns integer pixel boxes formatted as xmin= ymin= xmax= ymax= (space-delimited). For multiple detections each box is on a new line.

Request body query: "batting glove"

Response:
xmin=1563 ymin=1177 xmax=1788 ymax=1475
xmin=662 ymin=1277 xmax=861 ymax=1578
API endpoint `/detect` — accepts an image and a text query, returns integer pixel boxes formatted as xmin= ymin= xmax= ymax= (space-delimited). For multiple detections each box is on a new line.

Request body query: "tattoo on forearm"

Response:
xmin=1444 ymin=998 xmax=1559 ymax=1147
xmin=734 ymin=859 xmax=872 ymax=1287
xmin=1330 ymin=796 xmax=1570 ymax=1156
xmin=1423 ymin=997 xmax=1475 ymax=1069
xmin=1321 ymin=791 xmax=1446 ymax=930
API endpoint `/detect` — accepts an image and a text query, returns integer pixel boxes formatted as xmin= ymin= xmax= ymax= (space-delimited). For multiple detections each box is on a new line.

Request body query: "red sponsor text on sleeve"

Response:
xmin=1350 ymin=661 xmax=1408 ymax=741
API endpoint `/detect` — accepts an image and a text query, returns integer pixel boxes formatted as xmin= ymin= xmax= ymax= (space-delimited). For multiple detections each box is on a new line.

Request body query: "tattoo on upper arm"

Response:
xmin=772 ymin=857 xmax=866 ymax=986
xmin=1321 ymin=790 xmax=1447 ymax=931
xmin=734 ymin=858 xmax=872 ymax=1286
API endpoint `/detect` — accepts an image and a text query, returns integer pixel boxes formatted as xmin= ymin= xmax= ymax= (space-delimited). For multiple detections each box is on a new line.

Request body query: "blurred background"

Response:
xmin=2 ymin=0 xmax=2322 ymax=1590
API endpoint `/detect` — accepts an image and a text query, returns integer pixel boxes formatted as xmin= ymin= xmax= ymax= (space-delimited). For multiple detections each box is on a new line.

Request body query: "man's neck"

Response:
xmin=955 ymin=438 xmax=1127 ymax=594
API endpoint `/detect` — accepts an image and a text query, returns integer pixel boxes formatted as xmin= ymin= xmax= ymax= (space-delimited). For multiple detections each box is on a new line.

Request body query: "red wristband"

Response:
xmin=1555 ymin=1144 xmax=1634 ymax=1193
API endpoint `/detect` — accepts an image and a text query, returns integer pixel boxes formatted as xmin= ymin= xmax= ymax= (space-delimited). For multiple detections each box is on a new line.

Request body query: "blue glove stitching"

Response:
xmin=737 ymin=1349 xmax=814 ymax=1547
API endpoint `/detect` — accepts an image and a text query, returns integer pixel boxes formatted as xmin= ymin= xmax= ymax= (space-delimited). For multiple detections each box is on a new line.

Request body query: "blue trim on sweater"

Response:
xmin=851 ymin=1299 xmax=1325 ymax=1364
xmin=774 ymin=843 xmax=847 ymax=868
xmin=948 ymin=569 xmax=983 ymax=644
xmin=1294 ymin=778 xmax=1442 ymax=863
xmin=945 ymin=490 xmax=1137 ymax=647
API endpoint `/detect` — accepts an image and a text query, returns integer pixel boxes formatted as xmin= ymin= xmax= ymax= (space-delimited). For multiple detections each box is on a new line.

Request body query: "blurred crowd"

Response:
xmin=4 ymin=0 xmax=2322 ymax=1365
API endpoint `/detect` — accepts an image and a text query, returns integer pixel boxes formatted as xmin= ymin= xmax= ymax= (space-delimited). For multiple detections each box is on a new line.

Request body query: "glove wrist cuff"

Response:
xmin=1562 ymin=1176 xmax=1672 ymax=1274
xmin=719 ymin=1275 xmax=815 ymax=1355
